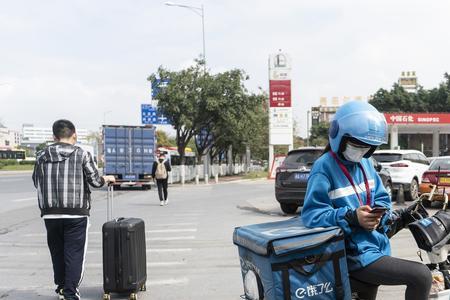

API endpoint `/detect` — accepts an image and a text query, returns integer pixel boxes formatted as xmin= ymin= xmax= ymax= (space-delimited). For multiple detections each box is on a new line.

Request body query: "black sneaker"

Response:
xmin=55 ymin=288 xmax=64 ymax=300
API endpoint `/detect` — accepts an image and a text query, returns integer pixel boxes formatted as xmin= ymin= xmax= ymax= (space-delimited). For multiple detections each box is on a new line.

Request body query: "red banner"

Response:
xmin=269 ymin=80 xmax=291 ymax=107
xmin=384 ymin=113 xmax=450 ymax=124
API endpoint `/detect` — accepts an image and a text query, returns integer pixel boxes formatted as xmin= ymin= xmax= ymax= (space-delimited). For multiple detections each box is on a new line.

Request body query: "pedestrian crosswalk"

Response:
xmin=0 ymin=197 xmax=207 ymax=299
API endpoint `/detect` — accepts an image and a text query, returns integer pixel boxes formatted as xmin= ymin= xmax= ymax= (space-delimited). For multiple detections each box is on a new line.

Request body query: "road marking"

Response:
xmin=172 ymin=213 xmax=203 ymax=216
xmin=147 ymin=236 xmax=196 ymax=241
xmin=86 ymin=248 xmax=193 ymax=254
xmin=22 ymin=233 xmax=46 ymax=237
xmin=147 ymin=229 xmax=197 ymax=233
xmin=152 ymin=222 xmax=198 ymax=226
xmin=17 ymin=232 xmax=197 ymax=239
xmin=0 ymin=178 xmax=26 ymax=182
xmin=22 ymin=229 xmax=197 ymax=237
xmin=0 ymin=242 xmax=46 ymax=247
xmin=148 ymin=261 xmax=187 ymax=267
xmin=148 ymin=278 xmax=189 ymax=286
xmin=11 ymin=197 xmax=36 ymax=202
xmin=87 ymin=261 xmax=186 ymax=268
xmin=0 ymin=252 xmax=39 ymax=257
xmin=0 ymin=278 xmax=189 ymax=289
xmin=22 ymin=229 xmax=197 ymax=238
xmin=148 ymin=248 xmax=192 ymax=253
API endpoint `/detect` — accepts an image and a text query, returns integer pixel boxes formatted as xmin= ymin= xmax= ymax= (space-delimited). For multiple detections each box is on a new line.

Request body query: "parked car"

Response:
xmin=275 ymin=147 xmax=324 ymax=214
xmin=419 ymin=156 xmax=450 ymax=204
xmin=372 ymin=150 xmax=430 ymax=200
xmin=370 ymin=157 xmax=393 ymax=199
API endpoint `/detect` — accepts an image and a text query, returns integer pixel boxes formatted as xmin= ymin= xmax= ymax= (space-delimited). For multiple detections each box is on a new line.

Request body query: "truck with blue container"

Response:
xmin=103 ymin=125 xmax=156 ymax=190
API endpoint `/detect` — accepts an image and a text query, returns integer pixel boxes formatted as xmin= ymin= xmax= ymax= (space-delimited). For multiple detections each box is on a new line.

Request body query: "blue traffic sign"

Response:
xmin=141 ymin=104 xmax=170 ymax=125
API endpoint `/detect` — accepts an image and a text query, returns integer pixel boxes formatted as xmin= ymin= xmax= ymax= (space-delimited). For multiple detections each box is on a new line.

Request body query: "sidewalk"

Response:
xmin=168 ymin=174 xmax=267 ymax=188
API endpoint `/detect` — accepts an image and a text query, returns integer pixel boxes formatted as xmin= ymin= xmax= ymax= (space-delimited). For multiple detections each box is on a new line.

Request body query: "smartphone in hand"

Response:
xmin=371 ymin=206 xmax=389 ymax=215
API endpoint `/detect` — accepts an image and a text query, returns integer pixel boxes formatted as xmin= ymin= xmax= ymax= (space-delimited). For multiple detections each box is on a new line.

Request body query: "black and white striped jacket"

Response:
xmin=32 ymin=143 xmax=105 ymax=217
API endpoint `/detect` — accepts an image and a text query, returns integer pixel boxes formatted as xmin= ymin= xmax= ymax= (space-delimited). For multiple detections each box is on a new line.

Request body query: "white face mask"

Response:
xmin=342 ymin=143 xmax=371 ymax=163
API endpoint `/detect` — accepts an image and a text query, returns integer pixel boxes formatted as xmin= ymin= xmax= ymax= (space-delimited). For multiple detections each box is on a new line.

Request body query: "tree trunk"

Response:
xmin=177 ymin=138 xmax=186 ymax=185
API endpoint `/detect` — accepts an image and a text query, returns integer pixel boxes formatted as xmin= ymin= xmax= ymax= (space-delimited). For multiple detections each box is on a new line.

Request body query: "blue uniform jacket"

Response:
xmin=301 ymin=151 xmax=391 ymax=271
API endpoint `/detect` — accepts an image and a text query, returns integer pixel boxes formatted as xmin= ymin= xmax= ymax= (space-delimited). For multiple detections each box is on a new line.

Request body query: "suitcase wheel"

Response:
xmin=129 ymin=293 xmax=137 ymax=300
xmin=102 ymin=293 xmax=111 ymax=300
xmin=140 ymin=284 xmax=147 ymax=292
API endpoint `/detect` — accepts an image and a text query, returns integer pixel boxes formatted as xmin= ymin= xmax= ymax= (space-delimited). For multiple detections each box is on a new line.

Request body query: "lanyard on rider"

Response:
xmin=330 ymin=150 xmax=371 ymax=206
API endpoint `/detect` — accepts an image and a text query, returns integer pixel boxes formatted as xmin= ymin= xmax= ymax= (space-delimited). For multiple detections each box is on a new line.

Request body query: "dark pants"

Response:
xmin=156 ymin=178 xmax=168 ymax=201
xmin=350 ymin=256 xmax=432 ymax=300
xmin=45 ymin=217 xmax=88 ymax=300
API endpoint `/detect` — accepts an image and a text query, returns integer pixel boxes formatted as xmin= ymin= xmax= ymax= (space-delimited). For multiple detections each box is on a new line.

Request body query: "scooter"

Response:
xmin=352 ymin=183 xmax=450 ymax=300
xmin=409 ymin=183 xmax=450 ymax=299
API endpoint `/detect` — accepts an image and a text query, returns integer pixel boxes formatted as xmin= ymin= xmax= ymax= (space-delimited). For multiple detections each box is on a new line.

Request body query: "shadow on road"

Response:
xmin=236 ymin=205 xmax=288 ymax=217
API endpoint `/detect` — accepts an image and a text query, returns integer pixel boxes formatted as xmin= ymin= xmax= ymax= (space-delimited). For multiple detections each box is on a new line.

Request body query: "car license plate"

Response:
xmin=294 ymin=173 xmax=309 ymax=181
xmin=439 ymin=177 xmax=450 ymax=185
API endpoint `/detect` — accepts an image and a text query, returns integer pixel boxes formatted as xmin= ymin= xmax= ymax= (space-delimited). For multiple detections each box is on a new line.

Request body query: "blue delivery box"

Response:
xmin=233 ymin=218 xmax=351 ymax=300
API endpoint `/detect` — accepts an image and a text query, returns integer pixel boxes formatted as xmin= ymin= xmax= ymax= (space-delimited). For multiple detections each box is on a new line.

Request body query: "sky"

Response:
xmin=1 ymin=0 xmax=450 ymax=138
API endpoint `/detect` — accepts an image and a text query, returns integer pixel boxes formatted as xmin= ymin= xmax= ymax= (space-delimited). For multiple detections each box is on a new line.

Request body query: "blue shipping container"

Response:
xmin=103 ymin=125 xmax=156 ymax=180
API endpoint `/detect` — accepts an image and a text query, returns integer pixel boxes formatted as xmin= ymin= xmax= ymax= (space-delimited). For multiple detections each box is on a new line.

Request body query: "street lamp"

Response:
xmin=306 ymin=110 xmax=310 ymax=147
xmin=164 ymin=1 xmax=206 ymax=70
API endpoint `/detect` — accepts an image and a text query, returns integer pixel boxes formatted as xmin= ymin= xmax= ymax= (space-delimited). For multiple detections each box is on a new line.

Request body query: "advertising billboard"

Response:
xmin=268 ymin=52 xmax=293 ymax=146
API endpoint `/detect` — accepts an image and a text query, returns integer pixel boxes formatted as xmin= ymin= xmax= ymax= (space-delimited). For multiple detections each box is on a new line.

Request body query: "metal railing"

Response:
xmin=168 ymin=163 xmax=252 ymax=183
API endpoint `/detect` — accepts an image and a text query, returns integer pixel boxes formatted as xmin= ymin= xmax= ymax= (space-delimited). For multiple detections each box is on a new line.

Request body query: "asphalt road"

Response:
xmin=0 ymin=172 xmax=438 ymax=299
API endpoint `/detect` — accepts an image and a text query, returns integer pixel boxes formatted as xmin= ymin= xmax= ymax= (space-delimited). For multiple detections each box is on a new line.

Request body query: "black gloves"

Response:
xmin=397 ymin=201 xmax=429 ymax=225
xmin=385 ymin=201 xmax=429 ymax=238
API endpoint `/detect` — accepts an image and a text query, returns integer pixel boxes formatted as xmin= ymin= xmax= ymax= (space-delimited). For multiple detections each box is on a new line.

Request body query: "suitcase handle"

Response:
xmin=107 ymin=184 xmax=114 ymax=221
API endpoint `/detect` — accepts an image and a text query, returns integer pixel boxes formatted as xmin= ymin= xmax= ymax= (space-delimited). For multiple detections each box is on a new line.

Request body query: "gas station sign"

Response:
xmin=384 ymin=113 xmax=450 ymax=125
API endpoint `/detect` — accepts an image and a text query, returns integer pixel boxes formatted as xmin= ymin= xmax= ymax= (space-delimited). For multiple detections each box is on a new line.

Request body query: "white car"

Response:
xmin=372 ymin=149 xmax=430 ymax=200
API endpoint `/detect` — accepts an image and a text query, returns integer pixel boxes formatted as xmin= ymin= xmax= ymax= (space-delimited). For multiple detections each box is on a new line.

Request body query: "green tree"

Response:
xmin=148 ymin=60 xmax=213 ymax=165
xmin=245 ymin=95 xmax=269 ymax=160
xmin=148 ymin=61 xmax=269 ymax=170
xmin=309 ymin=122 xmax=330 ymax=146
xmin=192 ymin=69 xmax=255 ymax=162
xmin=207 ymin=91 xmax=267 ymax=163
xmin=369 ymin=74 xmax=450 ymax=113
xmin=35 ymin=142 xmax=48 ymax=153
xmin=370 ymin=84 xmax=416 ymax=112
xmin=293 ymin=135 xmax=305 ymax=149
xmin=156 ymin=130 xmax=176 ymax=148
xmin=428 ymin=75 xmax=450 ymax=112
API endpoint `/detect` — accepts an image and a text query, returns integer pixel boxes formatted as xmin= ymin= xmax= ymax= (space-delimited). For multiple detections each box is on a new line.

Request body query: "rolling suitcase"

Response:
xmin=102 ymin=185 xmax=147 ymax=300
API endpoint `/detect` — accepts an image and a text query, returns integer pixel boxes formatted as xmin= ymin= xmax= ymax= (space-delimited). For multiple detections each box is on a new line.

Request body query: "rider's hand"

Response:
xmin=357 ymin=205 xmax=382 ymax=231
xmin=103 ymin=175 xmax=116 ymax=183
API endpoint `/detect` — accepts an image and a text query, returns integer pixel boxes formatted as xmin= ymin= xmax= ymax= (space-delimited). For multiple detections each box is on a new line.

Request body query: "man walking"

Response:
xmin=152 ymin=152 xmax=171 ymax=206
xmin=32 ymin=119 xmax=115 ymax=300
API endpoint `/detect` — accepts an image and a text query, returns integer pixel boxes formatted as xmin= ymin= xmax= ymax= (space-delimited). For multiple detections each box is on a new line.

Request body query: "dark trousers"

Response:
xmin=350 ymin=256 xmax=432 ymax=300
xmin=156 ymin=178 xmax=168 ymax=201
xmin=45 ymin=217 xmax=88 ymax=300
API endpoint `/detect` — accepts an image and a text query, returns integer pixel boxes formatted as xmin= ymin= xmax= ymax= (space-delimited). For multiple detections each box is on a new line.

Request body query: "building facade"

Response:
xmin=21 ymin=124 xmax=89 ymax=148
xmin=0 ymin=122 xmax=21 ymax=149
xmin=398 ymin=71 xmax=418 ymax=93
xmin=310 ymin=96 xmax=367 ymax=126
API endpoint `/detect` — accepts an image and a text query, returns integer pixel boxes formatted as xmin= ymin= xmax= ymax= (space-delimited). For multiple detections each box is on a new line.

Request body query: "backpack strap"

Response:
xmin=333 ymin=252 xmax=345 ymax=300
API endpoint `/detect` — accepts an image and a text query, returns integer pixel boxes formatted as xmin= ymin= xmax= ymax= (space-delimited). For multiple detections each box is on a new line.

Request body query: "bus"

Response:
xmin=0 ymin=149 xmax=26 ymax=160
xmin=158 ymin=147 xmax=196 ymax=166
